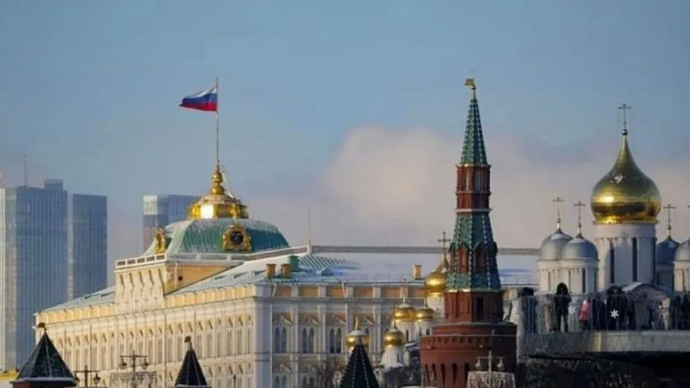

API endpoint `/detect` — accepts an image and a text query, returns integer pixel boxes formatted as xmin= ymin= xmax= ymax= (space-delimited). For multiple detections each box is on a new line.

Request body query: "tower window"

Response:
xmin=632 ymin=238 xmax=638 ymax=282
xmin=475 ymin=297 xmax=484 ymax=321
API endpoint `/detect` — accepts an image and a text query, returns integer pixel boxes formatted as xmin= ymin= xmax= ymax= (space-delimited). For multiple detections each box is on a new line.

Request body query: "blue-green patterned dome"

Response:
xmin=145 ymin=218 xmax=290 ymax=255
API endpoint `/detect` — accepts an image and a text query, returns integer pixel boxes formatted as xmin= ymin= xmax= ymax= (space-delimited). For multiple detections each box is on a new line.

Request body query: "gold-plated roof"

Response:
xmin=346 ymin=317 xmax=369 ymax=348
xmin=424 ymin=252 xmax=448 ymax=297
xmin=590 ymin=131 xmax=660 ymax=224
xmin=415 ymin=300 xmax=436 ymax=322
xmin=383 ymin=322 xmax=405 ymax=348
xmin=188 ymin=164 xmax=249 ymax=220
xmin=392 ymin=300 xmax=416 ymax=323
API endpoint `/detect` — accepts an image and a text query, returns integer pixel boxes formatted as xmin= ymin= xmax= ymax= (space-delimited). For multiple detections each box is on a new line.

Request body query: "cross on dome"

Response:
xmin=552 ymin=196 xmax=565 ymax=230
xmin=664 ymin=204 xmax=676 ymax=237
xmin=573 ymin=201 xmax=586 ymax=237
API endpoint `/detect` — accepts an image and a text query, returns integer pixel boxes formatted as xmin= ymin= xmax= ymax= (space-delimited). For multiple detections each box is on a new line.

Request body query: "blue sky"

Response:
xmin=2 ymin=1 xmax=690 ymax=261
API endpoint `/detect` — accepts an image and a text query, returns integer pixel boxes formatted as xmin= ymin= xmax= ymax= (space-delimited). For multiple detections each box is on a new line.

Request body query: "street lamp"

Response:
xmin=74 ymin=365 xmax=101 ymax=387
xmin=119 ymin=350 xmax=149 ymax=388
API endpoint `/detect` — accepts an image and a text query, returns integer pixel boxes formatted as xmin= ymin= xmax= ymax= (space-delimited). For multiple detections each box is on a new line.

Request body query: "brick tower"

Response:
xmin=419 ymin=79 xmax=516 ymax=388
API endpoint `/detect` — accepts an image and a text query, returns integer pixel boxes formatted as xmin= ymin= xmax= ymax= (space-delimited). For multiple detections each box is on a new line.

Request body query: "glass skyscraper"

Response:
xmin=0 ymin=179 xmax=107 ymax=369
xmin=142 ymin=195 xmax=199 ymax=250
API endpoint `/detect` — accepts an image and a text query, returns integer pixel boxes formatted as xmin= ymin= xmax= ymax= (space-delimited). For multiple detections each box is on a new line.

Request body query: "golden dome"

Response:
xmin=188 ymin=164 xmax=249 ymax=220
xmin=424 ymin=252 xmax=448 ymax=297
xmin=392 ymin=302 xmax=416 ymax=323
xmin=416 ymin=301 xmax=436 ymax=322
xmin=383 ymin=325 xmax=405 ymax=348
xmin=591 ymin=131 xmax=660 ymax=224
xmin=346 ymin=318 xmax=368 ymax=349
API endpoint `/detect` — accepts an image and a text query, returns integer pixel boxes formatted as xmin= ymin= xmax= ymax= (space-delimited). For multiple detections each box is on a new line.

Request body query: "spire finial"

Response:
xmin=465 ymin=78 xmax=476 ymax=98
xmin=184 ymin=335 xmax=193 ymax=351
xmin=573 ymin=201 xmax=586 ymax=237
xmin=664 ymin=204 xmax=676 ymax=237
xmin=618 ymin=104 xmax=632 ymax=136
xmin=552 ymin=196 xmax=565 ymax=231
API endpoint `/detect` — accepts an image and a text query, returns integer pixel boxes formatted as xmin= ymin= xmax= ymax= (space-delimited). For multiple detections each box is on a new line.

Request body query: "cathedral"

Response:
xmin=537 ymin=107 xmax=690 ymax=294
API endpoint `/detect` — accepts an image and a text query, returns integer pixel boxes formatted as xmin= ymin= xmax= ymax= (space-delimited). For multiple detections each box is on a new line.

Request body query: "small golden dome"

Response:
xmin=346 ymin=318 xmax=368 ymax=348
xmin=393 ymin=302 xmax=416 ymax=323
xmin=416 ymin=303 xmax=436 ymax=322
xmin=188 ymin=164 xmax=249 ymax=220
xmin=591 ymin=131 xmax=660 ymax=224
xmin=384 ymin=325 xmax=405 ymax=348
xmin=425 ymin=251 xmax=448 ymax=297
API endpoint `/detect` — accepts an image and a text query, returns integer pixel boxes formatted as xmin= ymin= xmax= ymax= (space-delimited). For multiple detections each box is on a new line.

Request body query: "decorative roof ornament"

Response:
xmin=552 ymin=196 xmax=565 ymax=231
xmin=174 ymin=337 xmax=209 ymax=388
xmin=187 ymin=163 xmax=249 ymax=220
xmin=590 ymin=104 xmax=661 ymax=224
xmin=664 ymin=204 xmax=676 ymax=238
xmin=154 ymin=227 xmax=167 ymax=254
xmin=573 ymin=201 xmax=586 ymax=237
xmin=346 ymin=316 xmax=369 ymax=350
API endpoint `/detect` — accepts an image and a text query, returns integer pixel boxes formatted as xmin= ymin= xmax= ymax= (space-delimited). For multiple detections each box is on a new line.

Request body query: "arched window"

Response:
xmin=459 ymin=245 xmax=469 ymax=273
xmin=308 ymin=328 xmax=315 ymax=353
xmin=227 ymin=330 xmax=233 ymax=355
xmin=301 ymin=377 xmax=308 ymax=388
xmin=237 ymin=330 xmax=243 ymax=354
xmin=274 ymin=376 xmax=280 ymax=388
xmin=280 ymin=328 xmax=287 ymax=353
xmin=328 ymin=329 xmax=336 ymax=353
xmin=335 ymin=329 xmax=343 ymax=353
xmin=301 ymin=328 xmax=308 ymax=353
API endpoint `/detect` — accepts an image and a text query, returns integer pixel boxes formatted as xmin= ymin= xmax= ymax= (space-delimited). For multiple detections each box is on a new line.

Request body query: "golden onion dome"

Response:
xmin=188 ymin=164 xmax=249 ymax=220
xmin=393 ymin=302 xmax=416 ymax=323
xmin=346 ymin=317 xmax=369 ymax=349
xmin=591 ymin=130 xmax=660 ymax=224
xmin=425 ymin=252 xmax=448 ymax=297
xmin=384 ymin=325 xmax=405 ymax=348
xmin=416 ymin=302 xmax=436 ymax=322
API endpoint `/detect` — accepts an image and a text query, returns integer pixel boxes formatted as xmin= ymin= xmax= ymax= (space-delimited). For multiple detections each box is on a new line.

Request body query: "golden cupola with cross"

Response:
xmin=188 ymin=163 xmax=249 ymax=220
xmin=590 ymin=106 xmax=660 ymax=225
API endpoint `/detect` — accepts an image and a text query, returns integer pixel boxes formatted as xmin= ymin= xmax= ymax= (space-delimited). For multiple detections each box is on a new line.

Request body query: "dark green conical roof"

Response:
xmin=460 ymin=86 xmax=488 ymax=165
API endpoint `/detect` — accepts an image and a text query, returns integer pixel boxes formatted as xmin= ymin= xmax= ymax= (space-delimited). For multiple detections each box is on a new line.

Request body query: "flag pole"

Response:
xmin=215 ymin=77 xmax=220 ymax=167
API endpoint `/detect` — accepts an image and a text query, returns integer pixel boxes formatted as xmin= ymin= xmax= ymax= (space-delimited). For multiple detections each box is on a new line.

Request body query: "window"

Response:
xmin=237 ymin=330 xmax=243 ymax=354
xmin=632 ymin=238 xmax=638 ymax=282
xmin=582 ymin=269 xmax=587 ymax=294
xmin=475 ymin=297 xmax=485 ymax=321
xmin=274 ymin=328 xmax=281 ymax=353
xmin=280 ymin=328 xmax=287 ymax=353
xmin=227 ymin=331 xmax=233 ymax=355
xmin=328 ymin=328 xmax=342 ymax=353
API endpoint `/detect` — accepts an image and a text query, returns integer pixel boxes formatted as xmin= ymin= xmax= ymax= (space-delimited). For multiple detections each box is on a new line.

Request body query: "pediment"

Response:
xmin=331 ymin=315 xmax=346 ymax=325
xmin=361 ymin=316 xmax=375 ymax=326
xmin=301 ymin=315 xmax=320 ymax=325
xmin=272 ymin=314 xmax=293 ymax=325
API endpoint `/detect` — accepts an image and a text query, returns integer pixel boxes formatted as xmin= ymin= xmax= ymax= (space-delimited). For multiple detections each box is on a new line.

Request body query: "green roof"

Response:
xmin=144 ymin=218 xmax=290 ymax=255
xmin=460 ymin=90 xmax=488 ymax=165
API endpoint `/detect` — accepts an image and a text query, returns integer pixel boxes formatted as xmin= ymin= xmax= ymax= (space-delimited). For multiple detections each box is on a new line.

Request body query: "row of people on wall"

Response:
xmin=508 ymin=284 xmax=690 ymax=333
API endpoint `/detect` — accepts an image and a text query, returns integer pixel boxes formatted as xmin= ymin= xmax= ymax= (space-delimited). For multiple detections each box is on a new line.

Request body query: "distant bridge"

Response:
xmin=311 ymin=245 xmax=538 ymax=256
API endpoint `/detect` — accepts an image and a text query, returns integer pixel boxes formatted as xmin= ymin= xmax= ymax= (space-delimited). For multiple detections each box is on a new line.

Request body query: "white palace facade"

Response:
xmin=35 ymin=164 xmax=534 ymax=388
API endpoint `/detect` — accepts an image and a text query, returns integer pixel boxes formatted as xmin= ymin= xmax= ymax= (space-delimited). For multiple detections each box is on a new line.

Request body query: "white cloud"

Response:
xmin=250 ymin=126 xmax=690 ymax=250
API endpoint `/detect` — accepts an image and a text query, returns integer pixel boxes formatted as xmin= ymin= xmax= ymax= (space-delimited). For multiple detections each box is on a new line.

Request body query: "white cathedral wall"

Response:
xmin=557 ymin=260 xmax=598 ymax=294
xmin=673 ymin=264 xmax=690 ymax=292
xmin=595 ymin=223 xmax=656 ymax=289
xmin=537 ymin=261 xmax=561 ymax=293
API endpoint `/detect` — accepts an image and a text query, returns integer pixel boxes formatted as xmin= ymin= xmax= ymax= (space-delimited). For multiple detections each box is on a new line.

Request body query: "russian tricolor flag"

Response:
xmin=179 ymin=85 xmax=218 ymax=112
